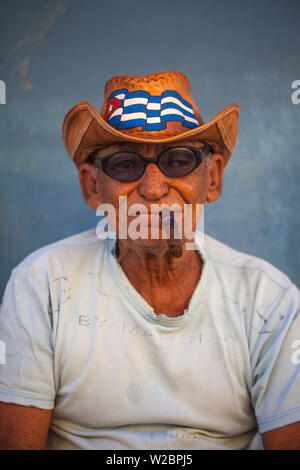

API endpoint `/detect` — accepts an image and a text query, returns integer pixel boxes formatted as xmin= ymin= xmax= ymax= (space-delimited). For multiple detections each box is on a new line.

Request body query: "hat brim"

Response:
xmin=62 ymin=101 xmax=240 ymax=168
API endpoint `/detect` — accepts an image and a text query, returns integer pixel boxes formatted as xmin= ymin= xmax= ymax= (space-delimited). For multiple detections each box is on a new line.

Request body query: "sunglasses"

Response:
xmin=92 ymin=145 xmax=212 ymax=182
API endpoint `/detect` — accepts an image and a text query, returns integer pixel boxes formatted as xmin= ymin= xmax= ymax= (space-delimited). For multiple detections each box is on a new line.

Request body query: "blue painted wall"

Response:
xmin=0 ymin=0 xmax=300 ymax=297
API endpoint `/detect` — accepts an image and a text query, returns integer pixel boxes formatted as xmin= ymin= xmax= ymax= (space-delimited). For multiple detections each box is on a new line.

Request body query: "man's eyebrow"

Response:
xmin=95 ymin=144 xmax=128 ymax=154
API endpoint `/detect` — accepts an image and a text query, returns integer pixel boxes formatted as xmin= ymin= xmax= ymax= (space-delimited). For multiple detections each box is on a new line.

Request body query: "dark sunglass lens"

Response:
xmin=105 ymin=153 xmax=144 ymax=182
xmin=159 ymin=148 xmax=197 ymax=177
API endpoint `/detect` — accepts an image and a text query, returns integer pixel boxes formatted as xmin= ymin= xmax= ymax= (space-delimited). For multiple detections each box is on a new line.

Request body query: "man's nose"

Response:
xmin=138 ymin=163 xmax=169 ymax=201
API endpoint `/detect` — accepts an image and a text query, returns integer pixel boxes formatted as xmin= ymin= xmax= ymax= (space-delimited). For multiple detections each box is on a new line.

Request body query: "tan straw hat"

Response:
xmin=62 ymin=70 xmax=240 ymax=168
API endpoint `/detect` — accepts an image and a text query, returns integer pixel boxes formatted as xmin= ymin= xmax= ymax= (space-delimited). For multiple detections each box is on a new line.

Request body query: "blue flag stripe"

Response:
xmin=146 ymin=109 xmax=161 ymax=118
xmin=118 ymin=118 xmax=147 ymax=129
xmin=161 ymin=114 xmax=185 ymax=123
xmin=107 ymin=115 xmax=122 ymax=126
xmin=125 ymin=90 xmax=150 ymax=99
xmin=184 ymin=121 xmax=199 ymax=128
xmin=148 ymin=96 xmax=161 ymax=103
xmin=144 ymin=123 xmax=166 ymax=131
xmin=109 ymin=88 xmax=128 ymax=99
xmin=122 ymin=104 xmax=147 ymax=114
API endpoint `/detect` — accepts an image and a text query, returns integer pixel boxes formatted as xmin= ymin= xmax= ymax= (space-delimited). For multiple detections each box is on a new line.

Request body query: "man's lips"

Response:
xmin=126 ymin=211 xmax=183 ymax=229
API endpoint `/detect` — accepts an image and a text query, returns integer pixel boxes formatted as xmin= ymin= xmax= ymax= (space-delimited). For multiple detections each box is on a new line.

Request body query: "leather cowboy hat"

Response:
xmin=62 ymin=71 xmax=240 ymax=168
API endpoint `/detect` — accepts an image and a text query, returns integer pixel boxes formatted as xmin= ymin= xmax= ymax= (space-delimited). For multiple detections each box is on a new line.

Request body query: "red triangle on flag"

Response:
xmin=104 ymin=97 xmax=122 ymax=121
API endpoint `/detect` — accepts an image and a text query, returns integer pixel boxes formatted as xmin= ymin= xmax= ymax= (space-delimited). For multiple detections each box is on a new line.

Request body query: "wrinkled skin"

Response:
xmin=79 ymin=139 xmax=224 ymax=318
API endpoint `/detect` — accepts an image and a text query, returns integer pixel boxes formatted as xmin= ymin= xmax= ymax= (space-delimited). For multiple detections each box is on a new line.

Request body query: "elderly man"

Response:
xmin=0 ymin=71 xmax=299 ymax=450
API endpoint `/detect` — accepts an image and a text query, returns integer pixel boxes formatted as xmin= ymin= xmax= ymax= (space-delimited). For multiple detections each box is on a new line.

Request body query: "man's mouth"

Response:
xmin=129 ymin=210 xmax=182 ymax=230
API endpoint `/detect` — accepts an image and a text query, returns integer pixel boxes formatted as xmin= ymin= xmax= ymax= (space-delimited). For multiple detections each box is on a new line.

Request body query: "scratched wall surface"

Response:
xmin=0 ymin=0 xmax=299 ymax=298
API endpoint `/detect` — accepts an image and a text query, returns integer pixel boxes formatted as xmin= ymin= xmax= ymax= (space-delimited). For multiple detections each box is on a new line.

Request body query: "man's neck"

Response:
xmin=116 ymin=240 xmax=203 ymax=317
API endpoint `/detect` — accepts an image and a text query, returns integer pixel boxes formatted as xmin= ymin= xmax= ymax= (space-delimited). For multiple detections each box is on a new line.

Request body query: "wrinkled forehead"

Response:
xmin=94 ymin=139 xmax=208 ymax=158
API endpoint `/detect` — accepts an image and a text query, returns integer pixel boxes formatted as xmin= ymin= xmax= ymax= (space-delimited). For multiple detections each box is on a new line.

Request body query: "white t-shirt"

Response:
xmin=0 ymin=229 xmax=299 ymax=450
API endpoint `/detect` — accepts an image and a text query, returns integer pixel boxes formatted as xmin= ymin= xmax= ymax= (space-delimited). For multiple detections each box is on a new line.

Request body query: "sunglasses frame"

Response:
xmin=93 ymin=145 xmax=212 ymax=182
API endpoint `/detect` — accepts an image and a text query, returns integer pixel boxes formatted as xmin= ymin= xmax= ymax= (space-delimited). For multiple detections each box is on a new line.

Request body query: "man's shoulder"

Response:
xmin=14 ymin=229 xmax=102 ymax=272
xmin=203 ymin=234 xmax=292 ymax=291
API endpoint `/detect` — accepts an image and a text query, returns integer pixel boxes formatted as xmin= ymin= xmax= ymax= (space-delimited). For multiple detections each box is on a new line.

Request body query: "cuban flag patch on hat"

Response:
xmin=104 ymin=89 xmax=199 ymax=131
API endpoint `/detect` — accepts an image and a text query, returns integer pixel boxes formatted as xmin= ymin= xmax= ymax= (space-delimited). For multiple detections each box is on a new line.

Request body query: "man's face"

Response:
xmin=79 ymin=140 xmax=224 ymax=247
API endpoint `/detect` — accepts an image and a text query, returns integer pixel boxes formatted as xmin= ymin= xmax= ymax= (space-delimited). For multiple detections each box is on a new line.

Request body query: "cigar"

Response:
xmin=163 ymin=213 xmax=183 ymax=258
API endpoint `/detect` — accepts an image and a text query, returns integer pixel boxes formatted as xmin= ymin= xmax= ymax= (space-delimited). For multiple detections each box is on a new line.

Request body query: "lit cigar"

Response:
xmin=162 ymin=213 xmax=183 ymax=258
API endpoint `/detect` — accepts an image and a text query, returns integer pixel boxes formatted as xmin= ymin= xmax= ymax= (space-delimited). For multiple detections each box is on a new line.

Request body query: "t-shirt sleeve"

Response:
xmin=0 ymin=262 xmax=55 ymax=409
xmin=250 ymin=281 xmax=300 ymax=434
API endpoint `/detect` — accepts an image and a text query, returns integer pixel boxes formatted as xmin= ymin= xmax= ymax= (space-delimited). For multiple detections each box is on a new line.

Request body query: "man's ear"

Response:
xmin=78 ymin=163 xmax=101 ymax=210
xmin=206 ymin=153 xmax=225 ymax=203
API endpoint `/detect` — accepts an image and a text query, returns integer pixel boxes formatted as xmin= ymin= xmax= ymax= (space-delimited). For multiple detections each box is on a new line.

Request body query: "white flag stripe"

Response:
xmin=147 ymin=102 xmax=161 ymax=110
xmin=124 ymin=97 xmax=148 ymax=107
xmin=121 ymin=112 xmax=146 ymax=122
xmin=109 ymin=107 xmax=123 ymax=119
xmin=184 ymin=115 xmax=199 ymax=125
xmin=147 ymin=117 xmax=161 ymax=124
xmin=161 ymin=96 xmax=193 ymax=113
xmin=115 ymin=93 xmax=126 ymax=100
xmin=161 ymin=108 xmax=184 ymax=117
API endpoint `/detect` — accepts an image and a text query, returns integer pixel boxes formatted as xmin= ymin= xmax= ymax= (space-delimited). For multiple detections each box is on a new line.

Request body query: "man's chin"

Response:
xmin=118 ymin=236 xmax=180 ymax=252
